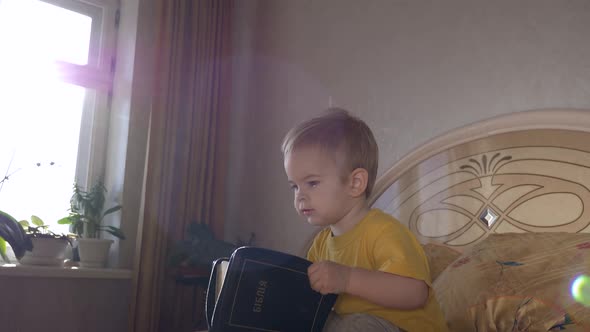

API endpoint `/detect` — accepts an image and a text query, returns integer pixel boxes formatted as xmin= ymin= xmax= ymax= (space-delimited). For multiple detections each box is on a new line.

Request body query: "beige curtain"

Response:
xmin=129 ymin=1 xmax=233 ymax=331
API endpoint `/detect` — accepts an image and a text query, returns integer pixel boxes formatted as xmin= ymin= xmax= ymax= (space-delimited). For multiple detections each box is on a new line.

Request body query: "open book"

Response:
xmin=205 ymin=247 xmax=337 ymax=332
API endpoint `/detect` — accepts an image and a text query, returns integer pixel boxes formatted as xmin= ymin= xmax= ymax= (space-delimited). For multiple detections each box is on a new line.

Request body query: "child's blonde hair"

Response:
xmin=281 ymin=108 xmax=379 ymax=197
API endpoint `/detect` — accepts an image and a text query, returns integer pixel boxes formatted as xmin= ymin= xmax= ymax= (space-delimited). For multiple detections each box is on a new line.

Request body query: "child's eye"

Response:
xmin=308 ymin=181 xmax=319 ymax=188
xmin=289 ymin=184 xmax=298 ymax=191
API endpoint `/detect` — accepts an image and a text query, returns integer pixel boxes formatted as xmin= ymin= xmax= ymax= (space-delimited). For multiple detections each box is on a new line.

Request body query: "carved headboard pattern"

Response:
xmin=370 ymin=110 xmax=590 ymax=250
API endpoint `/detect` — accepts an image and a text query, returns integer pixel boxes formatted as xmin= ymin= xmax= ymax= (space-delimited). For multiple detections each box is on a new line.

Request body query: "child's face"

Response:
xmin=284 ymin=146 xmax=355 ymax=227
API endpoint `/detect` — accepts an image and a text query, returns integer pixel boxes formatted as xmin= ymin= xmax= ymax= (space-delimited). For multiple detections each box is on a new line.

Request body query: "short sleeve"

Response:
xmin=371 ymin=223 xmax=432 ymax=285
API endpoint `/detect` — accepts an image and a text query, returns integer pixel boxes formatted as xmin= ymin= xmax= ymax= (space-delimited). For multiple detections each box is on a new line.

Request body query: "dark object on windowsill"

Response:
xmin=0 ymin=210 xmax=33 ymax=261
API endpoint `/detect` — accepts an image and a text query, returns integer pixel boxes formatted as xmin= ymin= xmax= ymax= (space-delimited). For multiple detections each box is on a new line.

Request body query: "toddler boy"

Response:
xmin=282 ymin=108 xmax=448 ymax=332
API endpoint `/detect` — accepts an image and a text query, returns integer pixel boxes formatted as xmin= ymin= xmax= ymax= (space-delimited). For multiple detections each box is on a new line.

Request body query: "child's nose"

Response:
xmin=296 ymin=190 xmax=307 ymax=201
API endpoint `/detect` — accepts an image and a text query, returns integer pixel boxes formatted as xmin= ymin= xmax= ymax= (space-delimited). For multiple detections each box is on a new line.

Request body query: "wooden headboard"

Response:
xmin=370 ymin=109 xmax=590 ymax=251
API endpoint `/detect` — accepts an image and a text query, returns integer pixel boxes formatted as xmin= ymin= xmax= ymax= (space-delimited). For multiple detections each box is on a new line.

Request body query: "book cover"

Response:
xmin=206 ymin=247 xmax=337 ymax=332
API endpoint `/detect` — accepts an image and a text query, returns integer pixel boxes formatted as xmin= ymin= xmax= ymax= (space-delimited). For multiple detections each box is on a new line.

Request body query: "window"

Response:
xmin=0 ymin=0 xmax=118 ymax=237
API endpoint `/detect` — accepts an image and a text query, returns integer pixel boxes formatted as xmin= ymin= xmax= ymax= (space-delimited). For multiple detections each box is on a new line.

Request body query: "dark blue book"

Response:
xmin=205 ymin=247 xmax=338 ymax=332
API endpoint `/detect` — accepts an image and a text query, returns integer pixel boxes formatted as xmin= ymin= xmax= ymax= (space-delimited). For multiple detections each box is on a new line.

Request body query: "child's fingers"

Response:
xmin=307 ymin=262 xmax=318 ymax=276
xmin=309 ymin=275 xmax=324 ymax=293
xmin=310 ymin=278 xmax=331 ymax=295
xmin=308 ymin=262 xmax=327 ymax=293
xmin=307 ymin=261 xmax=329 ymax=281
xmin=308 ymin=261 xmax=339 ymax=294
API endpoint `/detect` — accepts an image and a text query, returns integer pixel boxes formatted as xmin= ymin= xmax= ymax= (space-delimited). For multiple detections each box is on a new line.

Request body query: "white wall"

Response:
xmin=225 ymin=0 xmax=590 ymax=255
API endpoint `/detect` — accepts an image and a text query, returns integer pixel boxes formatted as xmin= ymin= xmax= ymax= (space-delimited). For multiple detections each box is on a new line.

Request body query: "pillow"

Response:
xmin=468 ymin=296 xmax=564 ymax=331
xmin=433 ymin=232 xmax=590 ymax=331
xmin=421 ymin=243 xmax=462 ymax=281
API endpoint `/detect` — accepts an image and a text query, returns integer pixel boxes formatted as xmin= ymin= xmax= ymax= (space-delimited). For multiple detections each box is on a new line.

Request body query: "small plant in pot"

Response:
xmin=18 ymin=215 xmax=74 ymax=267
xmin=58 ymin=180 xmax=124 ymax=268
xmin=0 ymin=211 xmax=73 ymax=266
xmin=168 ymin=222 xmax=238 ymax=270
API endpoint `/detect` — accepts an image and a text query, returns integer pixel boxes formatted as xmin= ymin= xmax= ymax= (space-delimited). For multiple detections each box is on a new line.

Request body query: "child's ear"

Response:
xmin=349 ymin=168 xmax=368 ymax=197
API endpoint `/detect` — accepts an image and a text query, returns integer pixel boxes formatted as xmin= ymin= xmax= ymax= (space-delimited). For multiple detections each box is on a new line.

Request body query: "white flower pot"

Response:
xmin=78 ymin=238 xmax=113 ymax=268
xmin=19 ymin=237 xmax=69 ymax=267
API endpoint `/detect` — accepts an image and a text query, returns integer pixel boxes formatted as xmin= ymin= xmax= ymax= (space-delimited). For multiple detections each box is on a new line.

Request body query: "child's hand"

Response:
xmin=307 ymin=260 xmax=351 ymax=295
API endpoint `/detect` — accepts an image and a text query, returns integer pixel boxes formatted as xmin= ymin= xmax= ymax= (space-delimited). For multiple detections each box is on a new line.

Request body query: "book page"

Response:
xmin=215 ymin=260 xmax=229 ymax=304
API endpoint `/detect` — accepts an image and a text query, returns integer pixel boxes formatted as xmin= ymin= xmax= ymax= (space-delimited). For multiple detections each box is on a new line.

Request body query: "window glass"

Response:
xmin=0 ymin=0 xmax=92 ymax=65
xmin=0 ymin=0 xmax=93 ymax=235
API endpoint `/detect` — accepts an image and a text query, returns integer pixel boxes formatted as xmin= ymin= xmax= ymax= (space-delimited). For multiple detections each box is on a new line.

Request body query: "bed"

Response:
xmin=368 ymin=109 xmax=590 ymax=331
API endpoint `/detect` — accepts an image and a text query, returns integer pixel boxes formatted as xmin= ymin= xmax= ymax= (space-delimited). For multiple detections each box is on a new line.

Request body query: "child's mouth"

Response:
xmin=301 ymin=209 xmax=313 ymax=216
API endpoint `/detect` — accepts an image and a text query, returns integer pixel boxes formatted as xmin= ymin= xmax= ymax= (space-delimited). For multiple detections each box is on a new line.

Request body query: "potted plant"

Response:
xmin=0 ymin=159 xmax=63 ymax=264
xmin=58 ymin=180 xmax=124 ymax=268
xmin=168 ymin=222 xmax=238 ymax=270
xmin=0 ymin=211 xmax=72 ymax=266
xmin=18 ymin=215 xmax=74 ymax=267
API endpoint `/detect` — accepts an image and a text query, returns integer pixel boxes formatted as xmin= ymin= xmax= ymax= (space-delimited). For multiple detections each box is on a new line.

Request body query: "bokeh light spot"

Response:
xmin=571 ymin=275 xmax=590 ymax=307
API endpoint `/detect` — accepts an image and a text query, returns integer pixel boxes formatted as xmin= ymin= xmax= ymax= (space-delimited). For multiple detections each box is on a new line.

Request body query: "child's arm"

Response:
xmin=308 ymin=260 xmax=429 ymax=310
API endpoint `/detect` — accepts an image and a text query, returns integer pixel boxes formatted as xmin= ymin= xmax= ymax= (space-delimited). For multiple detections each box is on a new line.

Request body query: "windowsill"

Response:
xmin=0 ymin=263 xmax=132 ymax=279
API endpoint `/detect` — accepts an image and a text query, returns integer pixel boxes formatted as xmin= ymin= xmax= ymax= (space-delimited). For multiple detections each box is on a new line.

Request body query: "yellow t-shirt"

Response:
xmin=307 ymin=209 xmax=449 ymax=332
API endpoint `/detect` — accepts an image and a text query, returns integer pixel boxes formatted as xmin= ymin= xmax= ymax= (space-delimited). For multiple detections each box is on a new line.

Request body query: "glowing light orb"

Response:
xmin=571 ymin=275 xmax=590 ymax=307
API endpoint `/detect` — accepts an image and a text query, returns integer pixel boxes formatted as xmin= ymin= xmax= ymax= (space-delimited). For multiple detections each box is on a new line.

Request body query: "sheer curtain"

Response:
xmin=129 ymin=1 xmax=233 ymax=331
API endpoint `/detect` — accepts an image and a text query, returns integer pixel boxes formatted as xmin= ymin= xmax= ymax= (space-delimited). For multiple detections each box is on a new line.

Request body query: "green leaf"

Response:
xmin=57 ymin=217 xmax=72 ymax=225
xmin=67 ymin=179 xmax=124 ymax=239
xmin=30 ymin=215 xmax=44 ymax=227
xmin=0 ymin=237 xmax=8 ymax=263
xmin=103 ymin=226 xmax=126 ymax=240
xmin=102 ymin=205 xmax=122 ymax=218
xmin=72 ymin=220 xmax=84 ymax=237
xmin=18 ymin=220 xmax=30 ymax=228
